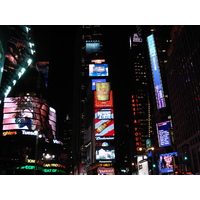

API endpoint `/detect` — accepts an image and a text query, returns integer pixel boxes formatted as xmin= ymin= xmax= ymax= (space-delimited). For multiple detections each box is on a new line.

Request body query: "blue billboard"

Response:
xmin=159 ymin=152 xmax=178 ymax=174
xmin=147 ymin=34 xmax=166 ymax=109
xmin=86 ymin=42 xmax=100 ymax=52
xmin=156 ymin=120 xmax=171 ymax=147
xmin=89 ymin=64 xmax=109 ymax=77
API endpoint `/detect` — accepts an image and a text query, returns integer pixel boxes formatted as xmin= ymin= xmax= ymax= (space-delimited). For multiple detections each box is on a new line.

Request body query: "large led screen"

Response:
xmin=96 ymin=82 xmax=110 ymax=101
xmin=3 ymin=97 xmax=56 ymax=139
xmin=96 ymin=146 xmax=115 ymax=162
xmin=156 ymin=120 xmax=171 ymax=147
xmin=159 ymin=152 xmax=178 ymax=174
xmin=94 ymin=90 xmax=113 ymax=108
xmin=94 ymin=108 xmax=114 ymax=137
xmin=147 ymin=34 xmax=166 ymax=109
xmin=89 ymin=64 xmax=109 ymax=77
xmin=86 ymin=42 xmax=100 ymax=52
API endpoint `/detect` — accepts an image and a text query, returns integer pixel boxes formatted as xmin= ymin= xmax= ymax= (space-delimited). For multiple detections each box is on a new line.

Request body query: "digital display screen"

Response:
xmin=96 ymin=108 xmax=114 ymax=120
xmin=89 ymin=64 xmax=109 ymax=76
xmin=3 ymin=97 xmax=56 ymax=139
xmin=159 ymin=152 xmax=178 ymax=174
xmin=94 ymin=109 xmax=114 ymax=137
xmin=96 ymin=147 xmax=115 ymax=162
xmin=86 ymin=42 xmax=100 ymax=52
xmin=92 ymin=79 xmax=106 ymax=90
xmin=157 ymin=120 xmax=171 ymax=147
xmin=94 ymin=90 xmax=113 ymax=108
xmin=147 ymin=34 xmax=166 ymax=109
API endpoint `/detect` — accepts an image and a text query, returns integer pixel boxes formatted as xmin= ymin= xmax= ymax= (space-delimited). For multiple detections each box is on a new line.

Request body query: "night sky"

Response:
xmin=32 ymin=25 xmax=77 ymax=137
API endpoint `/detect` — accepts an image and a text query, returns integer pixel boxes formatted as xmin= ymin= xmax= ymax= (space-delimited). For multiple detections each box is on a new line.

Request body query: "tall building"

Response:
xmin=166 ymin=25 xmax=200 ymax=173
xmin=73 ymin=25 xmax=116 ymax=174
xmin=146 ymin=26 xmax=176 ymax=175
xmin=128 ymin=27 xmax=155 ymax=175
xmin=0 ymin=26 xmax=35 ymax=101
xmin=0 ymin=26 xmax=66 ymax=174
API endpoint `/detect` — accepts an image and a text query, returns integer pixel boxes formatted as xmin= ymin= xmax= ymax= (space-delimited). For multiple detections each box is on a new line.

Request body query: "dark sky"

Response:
xmin=32 ymin=25 xmax=77 ymax=137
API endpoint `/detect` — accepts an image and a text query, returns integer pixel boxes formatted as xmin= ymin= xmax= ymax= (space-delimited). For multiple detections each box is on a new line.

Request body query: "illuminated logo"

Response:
xmin=97 ymin=167 xmax=115 ymax=175
xmin=2 ymin=131 xmax=17 ymax=136
xmin=22 ymin=130 xmax=38 ymax=136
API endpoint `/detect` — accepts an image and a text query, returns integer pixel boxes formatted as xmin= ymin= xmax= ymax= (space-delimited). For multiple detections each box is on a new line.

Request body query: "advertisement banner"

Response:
xmin=89 ymin=64 xmax=109 ymax=77
xmin=96 ymin=146 xmax=115 ymax=163
xmin=94 ymin=90 xmax=113 ymax=108
xmin=97 ymin=167 xmax=115 ymax=175
xmin=86 ymin=42 xmax=100 ymax=52
xmin=159 ymin=152 xmax=178 ymax=174
xmin=96 ymin=82 xmax=111 ymax=101
xmin=156 ymin=120 xmax=171 ymax=147
xmin=3 ymin=97 xmax=56 ymax=139
xmin=94 ymin=109 xmax=114 ymax=137
xmin=147 ymin=34 xmax=166 ymax=109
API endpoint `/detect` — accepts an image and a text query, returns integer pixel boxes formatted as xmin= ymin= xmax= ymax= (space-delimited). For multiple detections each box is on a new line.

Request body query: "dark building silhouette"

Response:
xmin=166 ymin=25 xmax=200 ymax=173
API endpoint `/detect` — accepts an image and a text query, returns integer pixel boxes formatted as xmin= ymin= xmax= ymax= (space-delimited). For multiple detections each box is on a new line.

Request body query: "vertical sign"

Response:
xmin=147 ymin=34 xmax=166 ymax=109
xmin=156 ymin=120 xmax=171 ymax=147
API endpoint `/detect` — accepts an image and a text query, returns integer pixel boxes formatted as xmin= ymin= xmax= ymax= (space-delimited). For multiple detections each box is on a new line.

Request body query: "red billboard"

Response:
xmin=94 ymin=108 xmax=114 ymax=137
xmin=94 ymin=90 xmax=113 ymax=108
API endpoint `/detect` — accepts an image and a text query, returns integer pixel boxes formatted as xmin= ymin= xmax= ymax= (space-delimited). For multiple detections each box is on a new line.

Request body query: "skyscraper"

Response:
xmin=166 ymin=25 xmax=200 ymax=173
xmin=73 ymin=25 xmax=117 ymax=174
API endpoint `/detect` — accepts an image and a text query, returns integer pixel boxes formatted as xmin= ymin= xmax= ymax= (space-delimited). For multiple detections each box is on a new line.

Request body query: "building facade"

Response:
xmin=166 ymin=25 xmax=200 ymax=173
xmin=0 ymin=26 xmax=66 ymax=174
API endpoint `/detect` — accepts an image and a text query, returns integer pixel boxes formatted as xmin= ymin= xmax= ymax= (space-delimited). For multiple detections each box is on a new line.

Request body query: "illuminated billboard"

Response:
xmin=94 ymin=90 xmax=113 ymax=108
xmin=159 ymin=152 xmax=178 ymax=174
xmin=92 ymin=79 xmax=106 ymax=90
xmin=89 ymin=64 xmax=109 ymax=77
xmin=156 ymin=120 xmax=171 ymax=147
xmin=96 ymin=82 xmax=110 ymax=101
xmin=96 ymin=146 xmax=115 ymax=163
xmin=86 ymin=42 xmax=100 ymax=52
xmin=3 ymin=97 xmax=56 ymax=139
xmin=133 ymin=33 xmax=143 ymax=42
xmin=94 ymin=108 xmax=114 ymax=137
xmin=97 ymin=167 xmax=115 ymax=175
xmin=147 ymin=34 xmax=166 ymax=109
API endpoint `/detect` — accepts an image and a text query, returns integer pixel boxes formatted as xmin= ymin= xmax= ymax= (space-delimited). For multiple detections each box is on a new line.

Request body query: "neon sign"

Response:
xmin=2 ymin=131 xmax=17 ymax=136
